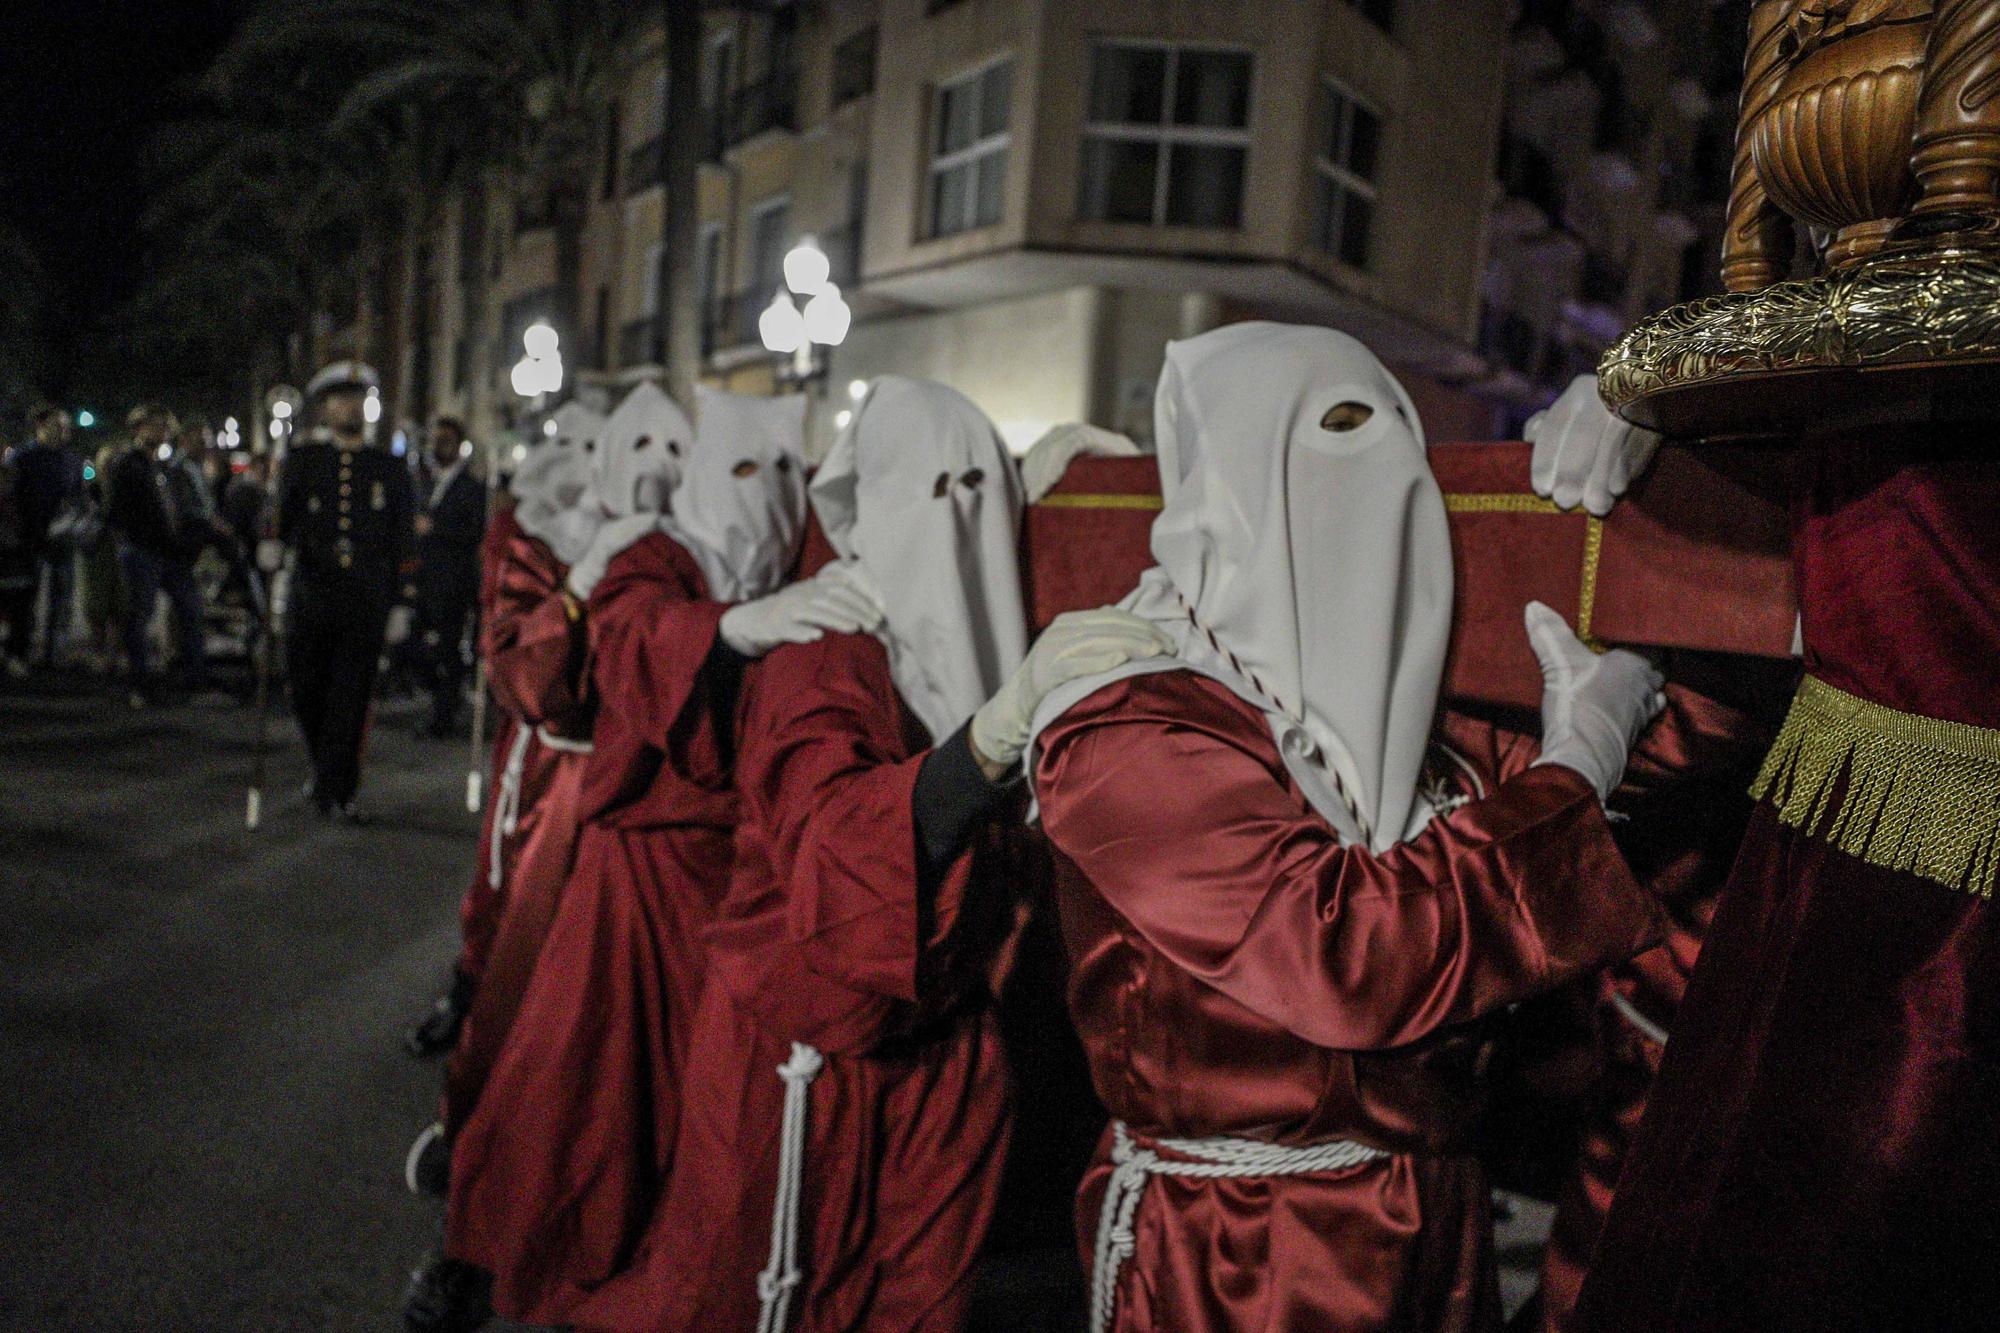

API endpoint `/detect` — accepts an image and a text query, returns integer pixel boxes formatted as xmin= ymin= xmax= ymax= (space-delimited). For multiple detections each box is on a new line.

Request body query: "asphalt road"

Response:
xmin=0 ymin=680 xmax=505 ymax=1332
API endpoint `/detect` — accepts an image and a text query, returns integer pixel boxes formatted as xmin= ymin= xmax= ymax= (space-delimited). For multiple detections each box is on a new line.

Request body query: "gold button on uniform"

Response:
xmin=339 ymin=553 xmax=353 ymax=568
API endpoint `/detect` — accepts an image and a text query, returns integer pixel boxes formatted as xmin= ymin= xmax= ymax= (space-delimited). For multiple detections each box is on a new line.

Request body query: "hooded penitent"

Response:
xmin=811 ymin=375 xmax=1030 ymax=745
xmin=658 ymin=387 xmax=809 ymax=602
xmin=593 ymin=382 xmax=693 ymax=520
xmin=510 ymin=437 xmax=597 ymax=568
xmin=1035 ymin=321 xmax=1454 ymax=852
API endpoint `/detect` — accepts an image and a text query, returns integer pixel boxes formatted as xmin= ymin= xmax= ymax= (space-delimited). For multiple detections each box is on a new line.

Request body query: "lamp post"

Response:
xmin=761 ymin=236 xmax=852 ymax=385
xmin=511 ymin=321 xmax=565 ymax=405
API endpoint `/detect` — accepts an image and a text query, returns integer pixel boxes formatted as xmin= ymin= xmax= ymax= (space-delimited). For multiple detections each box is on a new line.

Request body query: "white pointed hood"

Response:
xmin=509 ymin=436 xmax=597 ymax=566
xmin=592 ymin=381 xmax=692 ymax=519
xmin=658 ymin=387 xmax=808 ymax=602
xmin=812 ymin=376 xmax=1030 ymax=745
xmin=1036 ymin=322 xmax=1454 ymax=851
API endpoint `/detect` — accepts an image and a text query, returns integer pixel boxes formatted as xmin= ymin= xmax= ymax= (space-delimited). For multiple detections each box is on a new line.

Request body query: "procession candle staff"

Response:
xmin=463 ymin=432 xmax=505 ymax=814
xmin=1028 ymin=323 xmax=1677 ymax=1333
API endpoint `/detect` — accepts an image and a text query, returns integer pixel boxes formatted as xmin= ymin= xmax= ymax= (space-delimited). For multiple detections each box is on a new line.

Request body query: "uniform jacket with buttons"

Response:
xmin=276 ymin=439 xmax=413 ymax=598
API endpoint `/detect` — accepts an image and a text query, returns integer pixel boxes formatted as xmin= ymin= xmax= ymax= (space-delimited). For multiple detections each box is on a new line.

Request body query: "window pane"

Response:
xmin=932 ymin=164 xmax=970 ymax=236
xmin=1348 ymin=103 xmax=1382 ymax=180
xmin=1172 ymin=50 xmax=1251 ymax=129
xmin=979 ymin=62 xmax=1013 ymax=139
xmin=1080 ymin=137 xmax=1160 ymax=223
xmin=1164 ymin=143 xmax=1245 ymax=227
xmin=1340 ymin=188 xmax=1374 ymax=268
xmin=1088 ymin=45 xmax=1166 ymax=125
xmin=750 ymin=205 xmax=789 ymax=291
xmin=974 ymin=151 xmax=1006 ymax=228
xmin=937 ymin=79 xmax=978 ymax=155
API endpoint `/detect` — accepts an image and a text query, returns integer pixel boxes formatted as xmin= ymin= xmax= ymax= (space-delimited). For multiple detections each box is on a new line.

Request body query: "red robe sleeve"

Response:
xmin=1035 ymin=673 xmax=1662 ymax=1052
xmin=587 ymin=531 xmax=728 ymax=751
xmin=738 ymin=633 xmax=975 ymax=1006
xmin=482 ymin=531 xmax=585 ymax=729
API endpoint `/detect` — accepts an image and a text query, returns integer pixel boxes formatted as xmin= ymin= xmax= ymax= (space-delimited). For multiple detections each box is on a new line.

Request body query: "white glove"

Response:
xmin=384 ymin=604 xmax=416 ymax=646
xmin=1526 ymin=373 xmax=1662 ymax=517
xmin=1526 ymin=601 xmax=1666 ymax=803
xmin=971 ymin=608 xmax=1175 ymax=769
xmin=256 ymin=538 xmax=286 ymax=574
xmin=718 ymin=561 xmax=887 ymax=658
xmin=1018 ymin=423 xmax=1144 ymax=504
xmin=564 ymin=514 xmax=660 ymax=601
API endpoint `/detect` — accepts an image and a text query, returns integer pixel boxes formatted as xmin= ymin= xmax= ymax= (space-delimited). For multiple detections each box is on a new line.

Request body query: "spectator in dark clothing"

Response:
xmin=12 ymin=406 xmax=84 ymax=664
xmin=106 ymin=404 xmax=205 ymax=705
xmin=411 ymin=416 xmax=486 ymax=737
xmin=0 ymin=452 xmax=34 ymax=677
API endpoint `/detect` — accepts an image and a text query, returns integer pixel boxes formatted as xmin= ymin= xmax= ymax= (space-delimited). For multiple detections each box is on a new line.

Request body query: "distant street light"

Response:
xmin=512 ymin=323 xmax=564 ymax=399
xmin=758 ymin=293 xmax=806 ymax=355
xmin=783 ymin=238 xmax=830 ymax=298
xmin=802 ymin=284 xmax=852 ymax=347
xmin=762 ymin=241 xmax=853 ymax=382
xmin=363 ymin=387 xmax=383 ymax=425
xmin=75 ymin=410 xmax=96 ymax=429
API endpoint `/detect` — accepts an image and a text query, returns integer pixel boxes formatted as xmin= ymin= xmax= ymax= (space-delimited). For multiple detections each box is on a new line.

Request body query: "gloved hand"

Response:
xmin=718 ymin=561 xmax=887 ymax=658
xmin=1018 ymin=423 xmax=1144 ymax=504
xmin=1526 ymin=601 xmax=1666 ymax=803
xmin=971 ymin=608 xmax=1175 ymax=770
xmin=1526 ymin=373 xmax=1663 ymax=517
xmin=255 ymin=538 xmax=286 ymax=574
xmin=564 ymin=514 xmax=660 ymax=601
xmin=384 ymin=604 xmax=416 ymax=646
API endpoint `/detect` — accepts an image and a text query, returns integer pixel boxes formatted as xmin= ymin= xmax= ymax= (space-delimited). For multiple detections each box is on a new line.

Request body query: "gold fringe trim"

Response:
xmin=1034 ymin=493 xmax=1164 ymax=510
xmin=1751 ymin=676 xmax=2000 ymax=898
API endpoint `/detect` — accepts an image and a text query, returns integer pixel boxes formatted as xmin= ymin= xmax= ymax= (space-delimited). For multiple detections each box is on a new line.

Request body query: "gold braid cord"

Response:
xmin=1752 ymin=675 xmax=2000 ymax=897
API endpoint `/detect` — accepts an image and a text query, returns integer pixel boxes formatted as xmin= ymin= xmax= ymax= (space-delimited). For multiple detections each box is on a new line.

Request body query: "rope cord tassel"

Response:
xmin=1752 ymin=676 xmax=2000 ymax=898
xmin=1089 ymin=1121 xmax=1390 ymax=1333
xmin=756 ymin=1041 xmax=825 ymax=1333
xmin=488 ymin=724 xmax=534 ymax=891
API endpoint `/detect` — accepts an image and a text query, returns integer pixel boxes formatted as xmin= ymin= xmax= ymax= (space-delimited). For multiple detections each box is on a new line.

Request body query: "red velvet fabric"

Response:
xmin=1034 ymin=671 xmax=1663 ymax=1333
xmin=1527 ymin=684 xmax=1780 ymax=1331
xmin=454 ymin=508 xmax=528 ymax=983
xmin=1573 ymin=433 xmax=2000 ymax=1331
xmin=575 ymin=632 xmax=1024 ymax=1333
xmin=441 ymin=525 xmax=593 ymax=1136
xmin=446 ymin=531 xmax=738 ymax=1326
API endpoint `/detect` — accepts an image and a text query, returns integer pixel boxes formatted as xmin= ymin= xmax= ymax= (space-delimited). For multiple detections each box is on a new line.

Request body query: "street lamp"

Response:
xmin=761 ymin=236 xmax=852 ymax=383
xmin=512 ymin=322 xmax=564 ymax=400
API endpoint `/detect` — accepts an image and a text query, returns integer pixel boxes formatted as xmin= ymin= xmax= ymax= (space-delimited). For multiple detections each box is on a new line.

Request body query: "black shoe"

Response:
xmin=404 ymin=1121 xmax=451 ymax=1198
xmin=401 ymin=1253 xmax=491 ymax=1333
xmin=404 ymin=971 xmax=474 ymax=1059
xmin=328 ymin=800 xmax=368 ymax=826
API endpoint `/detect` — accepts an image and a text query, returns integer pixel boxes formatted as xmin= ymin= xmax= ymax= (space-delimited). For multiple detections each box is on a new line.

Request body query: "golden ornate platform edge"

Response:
xmin=1599 ymin=236 xmax=2000 ymax=434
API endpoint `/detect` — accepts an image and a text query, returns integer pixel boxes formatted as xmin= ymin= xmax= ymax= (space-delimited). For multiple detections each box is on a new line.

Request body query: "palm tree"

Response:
xmin=228 ymin=0 xmax=652 ymax=417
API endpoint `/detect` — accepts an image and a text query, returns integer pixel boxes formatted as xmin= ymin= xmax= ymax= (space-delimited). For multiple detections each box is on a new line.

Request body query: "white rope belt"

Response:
xmin=488 ymin=724 xmax=534 ymax=890
xmin=1090 ymin=1120 xmax=1390 ymax=1333
xmin=1608 ymin=988 xmax=1670 ymax=1047
xmin=756 ymin=1042 xmax=825 ymax=1333
xmin=533 ymin=725 xmax=594 ymax=754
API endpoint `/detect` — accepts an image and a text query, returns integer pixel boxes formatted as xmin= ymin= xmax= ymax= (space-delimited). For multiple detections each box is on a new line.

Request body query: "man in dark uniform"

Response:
xmin=412 ymin=416 xmax=486 ymax=738
xmin=274 ymin=361 xmax=413 ymax=823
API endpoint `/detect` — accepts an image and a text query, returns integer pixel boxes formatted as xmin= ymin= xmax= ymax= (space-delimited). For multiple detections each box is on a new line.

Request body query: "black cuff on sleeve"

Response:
xmin=912 ymin=722 xmax=1011 ymax=880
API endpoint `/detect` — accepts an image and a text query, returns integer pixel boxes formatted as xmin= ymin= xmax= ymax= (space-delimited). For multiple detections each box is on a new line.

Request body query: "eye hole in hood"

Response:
xmin=732 ymin=459 xmax=761 ymax=478
xmin=1320 ymin=401 xmax=1374 ymax=432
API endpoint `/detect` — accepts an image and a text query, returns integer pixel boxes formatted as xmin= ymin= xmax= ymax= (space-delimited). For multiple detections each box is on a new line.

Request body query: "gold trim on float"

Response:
xmin=1034 ymin=494 xmax=1164 ymax=511
xmin=1752 ymin=675 xmax=2000 ymax=898
xmin=1443 ymin=495 xmax=1606 ymax=649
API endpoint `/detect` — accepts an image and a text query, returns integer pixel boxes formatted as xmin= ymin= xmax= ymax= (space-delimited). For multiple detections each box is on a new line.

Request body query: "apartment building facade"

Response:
xmin=403 ymin=0 xmax=1704 ymax=455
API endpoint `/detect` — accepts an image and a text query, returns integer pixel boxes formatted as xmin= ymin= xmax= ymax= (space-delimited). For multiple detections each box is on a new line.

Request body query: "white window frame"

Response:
xmin=926 ymin=56 xmax=1014 ymax=239
xmin=1311 ymin=77 xmax=1382 ymax=266
xmin=746 ymin=194 xmax=792 ymax=299
xmin=1081 ymin=40 xmax=1254 ymax=229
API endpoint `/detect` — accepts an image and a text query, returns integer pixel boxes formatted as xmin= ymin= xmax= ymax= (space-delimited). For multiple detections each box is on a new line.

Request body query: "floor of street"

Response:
xmin=0 ymin=672 xmax=1551 ymax=1331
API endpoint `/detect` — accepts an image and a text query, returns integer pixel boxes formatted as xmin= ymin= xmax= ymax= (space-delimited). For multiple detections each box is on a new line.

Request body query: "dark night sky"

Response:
xmin=0 ymin=0 xmax=247 ymax=405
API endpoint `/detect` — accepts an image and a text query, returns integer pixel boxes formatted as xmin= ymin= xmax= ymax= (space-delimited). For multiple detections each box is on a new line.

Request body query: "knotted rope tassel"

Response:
xmin=487 ymin=723 xmax=534 ymax=890
xmin=756 ymin=1042 xmax=826 ymax=1333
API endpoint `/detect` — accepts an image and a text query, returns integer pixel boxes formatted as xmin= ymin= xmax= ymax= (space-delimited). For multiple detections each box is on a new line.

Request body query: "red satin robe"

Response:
xmin=1034 ymin=671 xmax=1663 ymax=1333
xmin=454 ymin=508 xmax=525 ymax=983
xmin=1574 ymin=434 xmax=2000 ymax=1332
xmin=440 ymin=521 xmax=593 ymax=1136
xmin=446 ymin=531 xmax=733 ymax=1326
xmin=576 ymin=631 xmax=1024 ymax=1333
xmin=1525 ymin=683 xmax=1778 ymax=1331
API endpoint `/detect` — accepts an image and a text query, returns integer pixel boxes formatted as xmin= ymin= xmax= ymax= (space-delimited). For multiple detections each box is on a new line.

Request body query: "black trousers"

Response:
xmin=419 ymin=585 xmax=475 ymax=732
xmin=286 ymin=583 xmax=390 ymax=807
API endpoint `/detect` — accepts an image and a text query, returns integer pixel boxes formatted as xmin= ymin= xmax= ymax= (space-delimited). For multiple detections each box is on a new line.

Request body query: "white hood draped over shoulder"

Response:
xmin=1033 ymin=321 xmax=1455 ymax=852
xmin=658 ymin=387 xmax=809 ymax=603
xmin=593 ymin=381 xmax=693 ymax=520
xmin=811 ymin=376 xmax=1030 ymax=745
xmin=509 ymin=434 xmax=597 ymax=567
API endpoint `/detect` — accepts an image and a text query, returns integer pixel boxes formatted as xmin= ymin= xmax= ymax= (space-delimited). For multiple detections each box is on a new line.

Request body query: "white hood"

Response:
xmin=658 ymin=387 xmax=808 ymax=602
xmin=592 ymin=381 xmax=692 ymax=519
xmin=510 ymin=439 xmax=597 ymax=568
xmin=1038 ymin=322 xmax=1453 ymax=851
xmin=812 ymin=376 xmax=1030 ymax=745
